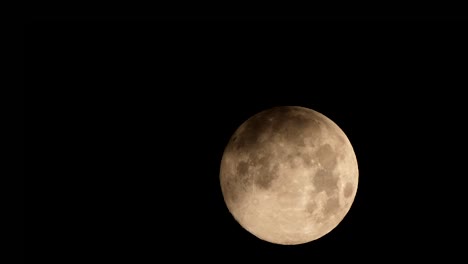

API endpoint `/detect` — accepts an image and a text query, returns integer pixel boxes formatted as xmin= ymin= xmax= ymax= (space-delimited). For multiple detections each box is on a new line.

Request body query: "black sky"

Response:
xmin=26 ymin=18 xmax=466 ymax=262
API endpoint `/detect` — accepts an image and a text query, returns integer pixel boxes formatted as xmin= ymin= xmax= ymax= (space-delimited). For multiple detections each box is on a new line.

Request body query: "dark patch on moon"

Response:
xmin=249 ymin=152 xmax=271 ymax=167
xmin=316 ymin=144 xmax=337 ymax=171
xmin=232 ymin=113 xmax=272 ymax=151
xmin=231 ymin=107 xmax=321 ymax=152
xmin=306 ymin=201 xmax=317 ymax=214
xmin=221 ymin=178 xmax=238 ymax=203
xmin=337 ymin=134 xmax=347 ymax=145
xmin=270 ymin=108 xmax=314 ymax=147
xmin=282 ymin=127 xmax=307 ymax=147
xmin=301 ymin=152 xmax=313 ymax=167
xmin=254 ymin=163 xmax=280 ymax=190
xmin=237 ymin=161 xmax=249 ymax=176
xmin=288 ymin=113 xmax=314 ymax=132
xmin=323 ymin=197 xmax=340 ymax=216
xmin=343 ymin=182 xmax=353 ymax=198
xmin=220 ymin=165 xmax=242 ymax=204
xmin=230 ymin=148 xmax=281 ymax=191
xmin=231 ymin=135 xmax=237 ymax=143
xmin=313 ymin=169 xmax=339 ymax=195
xmin=232 ymin=161 xmax=253 ymax=192
xmin=286 ymin=151 xmax=304 ymax=168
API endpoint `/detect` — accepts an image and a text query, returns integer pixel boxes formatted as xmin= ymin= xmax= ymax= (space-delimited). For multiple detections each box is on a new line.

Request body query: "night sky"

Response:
xmin=26 ymin=18 xmax=465 ymax=262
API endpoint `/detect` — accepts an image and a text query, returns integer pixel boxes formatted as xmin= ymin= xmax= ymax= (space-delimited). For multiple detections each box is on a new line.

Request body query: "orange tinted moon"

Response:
xmin=220 ymin=106 xmax=358 ymax=245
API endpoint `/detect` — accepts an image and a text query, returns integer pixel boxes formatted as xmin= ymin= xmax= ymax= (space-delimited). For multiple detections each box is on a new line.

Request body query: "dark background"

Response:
xmin=26 ymin=18 xmax=466 ymax=262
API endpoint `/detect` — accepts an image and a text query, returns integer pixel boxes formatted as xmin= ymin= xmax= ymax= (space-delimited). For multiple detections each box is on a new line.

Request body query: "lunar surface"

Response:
xmin=220 ymin=106 xmax=358 ymax=245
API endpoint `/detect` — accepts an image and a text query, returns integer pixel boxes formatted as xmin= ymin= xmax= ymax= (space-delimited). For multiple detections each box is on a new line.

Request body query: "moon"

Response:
xmin=220 ymin=106 xmax=358 ymax=245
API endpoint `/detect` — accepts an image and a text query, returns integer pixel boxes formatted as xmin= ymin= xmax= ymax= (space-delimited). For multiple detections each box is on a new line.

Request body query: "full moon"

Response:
xmin=220 ymin=106 xmax=358 ymax=245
